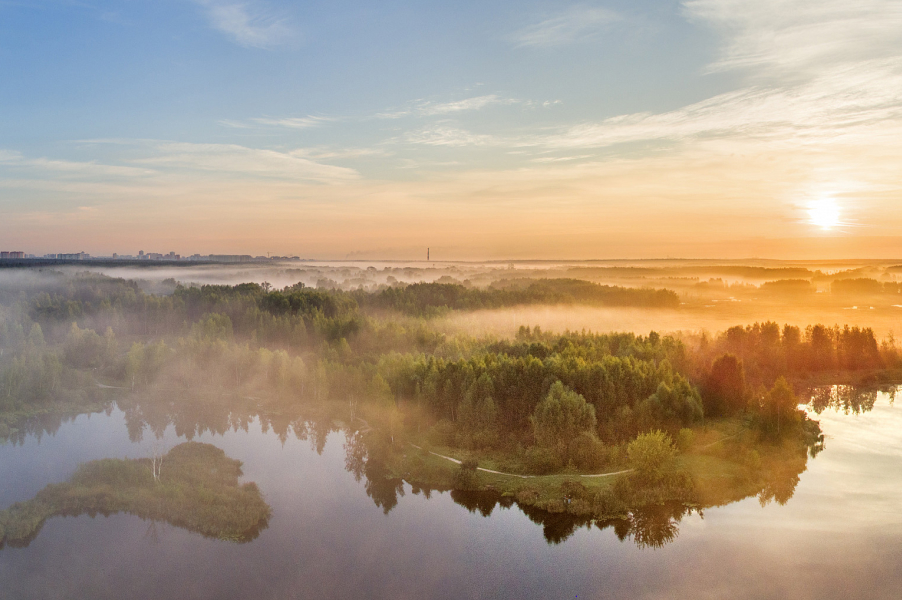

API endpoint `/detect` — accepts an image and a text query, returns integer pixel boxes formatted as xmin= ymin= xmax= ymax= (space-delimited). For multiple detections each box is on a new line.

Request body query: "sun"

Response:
xmin=808 ymin=199 xmax=840 ymax=230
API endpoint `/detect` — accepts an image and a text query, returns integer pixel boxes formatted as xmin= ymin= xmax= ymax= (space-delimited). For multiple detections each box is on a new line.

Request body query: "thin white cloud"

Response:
xmin=290 ymin=147 xmax=391 ymax=160
xmin=510 ymin=5 xmax=621 ymax=48
xmin=398 ymin=159 xmax=463 ymax=170
xmin=135 ymin=142 xmax=358 ymax=182
xmin=0 ymin=150 xmax=155 ymax=178
xmin=506 ymin=1 xmax=902 ymax=159
xmin=419 ymin=95 xmax=515 ymax=116
xmin=402 ymin=126 xmax=499 ymax=147
xmin=192 ymin=0 xmax=292 ymax=49
xmin=251 ymin=115 xmax=334 ymax=129
xmin=218 ymin=119 xmax=251 ymax=129
xmin=0 ymin=141 xmax=359 ymax=185
xmin=534 ymin=61 xmax=902 ymax=149
xmin=376 ymin=95 xmax=519 ymax=120
xmin=684 ymin=0 xmax=902 ymax=76
xmin=531 ymin=155 xmax=594 ymax=163
xmin=375 ymin=109 xmax=412 ymax=120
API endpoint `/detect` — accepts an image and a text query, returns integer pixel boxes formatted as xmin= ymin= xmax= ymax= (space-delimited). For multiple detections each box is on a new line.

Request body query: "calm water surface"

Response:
xmin=1 ymin=392 xmax=901 ymax=599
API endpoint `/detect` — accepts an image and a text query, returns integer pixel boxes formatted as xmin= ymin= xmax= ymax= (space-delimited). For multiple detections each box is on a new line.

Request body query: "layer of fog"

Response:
xmin=437 ymin=304 xmax=902 ymax=341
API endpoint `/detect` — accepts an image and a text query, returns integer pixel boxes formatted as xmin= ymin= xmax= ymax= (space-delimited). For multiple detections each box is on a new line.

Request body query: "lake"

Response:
xmin=1 ymin=388 xmax=900 ymax=599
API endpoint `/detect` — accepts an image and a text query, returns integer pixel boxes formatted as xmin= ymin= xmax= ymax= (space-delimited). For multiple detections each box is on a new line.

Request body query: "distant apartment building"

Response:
xmin=135 ymin=251 xmax=177 ymax=260
xmin=58 ymin=252 xmax=89 ymax=260
xmin=0 ymin=251 xmax=26 ymax=259
xmin=209 ymin=254 xmax=254 ymax=263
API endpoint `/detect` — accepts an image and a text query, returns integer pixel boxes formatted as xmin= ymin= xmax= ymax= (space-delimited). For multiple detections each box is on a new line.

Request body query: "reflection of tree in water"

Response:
xmin=42 ymin=385 xmax=862 ymax=547
xmin=33 ymin=389 xmax=413 ymax=517
xmin=362 ymin=459 xmax=405 ymax=514
xmin=806 ymin=384 xmax=897 ymax=415
xmin=115 ymin=391 xmax=340 ymax=459
xmin=143 ymin=520 xmax=171 ymax=545
xmin=1 ymin=407 xmax=111 ymax=446
xmin=517 ymin=503 xmax=595 ymax=544
xmin=293 ymin=418 xmax=331 ymax=455
xmin=343 ymin=431 xmax=368 ymax=482
xmin=606 ymin=503 xmax=692 ymax=550
xmin=755 ymin=447 xmax=811 ymax=507
xmin=450 ymin=490 xmax=514 ymax=518
xmin=757 ymin=472 xmax=798 ymax=506
xmin=342 ymin=430 xmax=406 ymax=514
xmin=441 ymin=489 xmax=691 ymax=549
xmin=340 ymin=429 xmax=818 ymax=548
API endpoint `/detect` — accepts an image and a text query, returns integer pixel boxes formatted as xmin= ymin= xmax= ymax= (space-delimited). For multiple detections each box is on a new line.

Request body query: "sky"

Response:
xmin=1 ymin=0 xmax=902 ymax=259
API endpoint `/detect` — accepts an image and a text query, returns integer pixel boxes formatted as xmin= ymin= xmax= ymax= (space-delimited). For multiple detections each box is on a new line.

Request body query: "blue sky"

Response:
xmin=2 ymin=0 xmax=902 ymax=258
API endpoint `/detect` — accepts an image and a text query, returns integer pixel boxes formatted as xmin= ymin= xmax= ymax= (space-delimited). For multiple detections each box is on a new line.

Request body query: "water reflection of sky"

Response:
xmin=2 ymin=394 xmax=901 ymax=599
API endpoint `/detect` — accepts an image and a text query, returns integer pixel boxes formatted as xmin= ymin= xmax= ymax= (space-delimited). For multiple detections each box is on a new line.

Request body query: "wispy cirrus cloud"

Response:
xmin=505 ymin=0 xmax=902 ymax=158
xmin=419 ymin=95 xmax=516 ymax=116
xmin=685 ymin=0 xmax=902 ymax=75
xmin=290 ymin=147 xmax=391 ymax=160
xmin=377 ymin=94 xmax=519 ymax=119
xmin=228 ymin=96 xmax=516 ymax=130
xmin=402 ymin=126 xmax=499 ymax=147
xmin=134 ymin=141 xmax=358 ymax=182
xmin=0 ymin=150 xmax=155 ymax=178
xmin=192 ymin=0 xmax=292 ymax=49
xmin=251 ymin=115 xmax=334 ymax=128
xmin=509 ymin=4 xmax=621 ymax=48
xmin=534 ymin=61 xmax=902 ymax=150
xmin=1 ymin=141 xmax=359 ymax=186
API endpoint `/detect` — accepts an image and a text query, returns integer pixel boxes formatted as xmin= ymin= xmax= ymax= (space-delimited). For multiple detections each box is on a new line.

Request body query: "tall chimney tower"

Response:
xmin=427 ymin=247 xmax=430 ymax=261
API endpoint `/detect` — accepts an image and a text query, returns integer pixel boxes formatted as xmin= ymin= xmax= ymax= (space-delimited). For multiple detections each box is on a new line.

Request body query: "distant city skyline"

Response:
xmin=2 ymin=1 xmax=902 ymax=259
xmin=0 ymin=249 xmax=303 ymax=263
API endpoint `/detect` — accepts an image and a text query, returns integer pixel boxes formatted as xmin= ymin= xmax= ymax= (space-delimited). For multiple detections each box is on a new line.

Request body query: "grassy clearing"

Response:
xmin=0 ymin=442 xmax=271 ymax=549
xmin=386 ymin=415 xmax=815 ymax=520
xmin=391 ymin=442 xmax=660 ymax=520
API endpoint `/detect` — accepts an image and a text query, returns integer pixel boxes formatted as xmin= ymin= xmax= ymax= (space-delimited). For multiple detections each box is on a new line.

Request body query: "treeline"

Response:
xmin=0 ymin=273 xmax=894 ymax=480
xmin=705 ymin=322 xmax=886 ymax=380
xmin=7 ymin=275 xmax=683 ymax=356
xmin=566 ymin=266 xmax=815 ymax=280
xmin=366 ymin=328 xmax=703 ymax=474
xmin=698 ymin=277 xmax=902 ymax=298
xmin=0 ymin=320 xmax=104 ymax=422
xmin=362 ymin=279 xmax=680 ymax=317
xmin=694 ymin=321 xmax=898 ymax=421
xmin=831 ymin=278 xmax=902 ymax=296
xmin=759 ymin=279 xmax=814 ymax=295
xmin=17 ymin=276 xmax=681 ymax=339
xmin=22 ymin=277 xmax=364 ymax=347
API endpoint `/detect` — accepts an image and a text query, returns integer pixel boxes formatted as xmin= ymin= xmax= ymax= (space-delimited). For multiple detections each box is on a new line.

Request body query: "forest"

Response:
xmin=0 ymin=269 xmax=898 ymax=522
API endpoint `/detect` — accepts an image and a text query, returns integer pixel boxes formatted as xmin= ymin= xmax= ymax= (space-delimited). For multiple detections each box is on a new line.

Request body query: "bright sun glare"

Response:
xmin=808 ymin=199 xmax=841 ymax=230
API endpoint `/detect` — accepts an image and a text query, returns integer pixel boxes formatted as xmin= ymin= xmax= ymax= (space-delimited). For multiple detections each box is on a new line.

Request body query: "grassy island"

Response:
xmin=0 ymin=442 xmax=271 ymax=549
